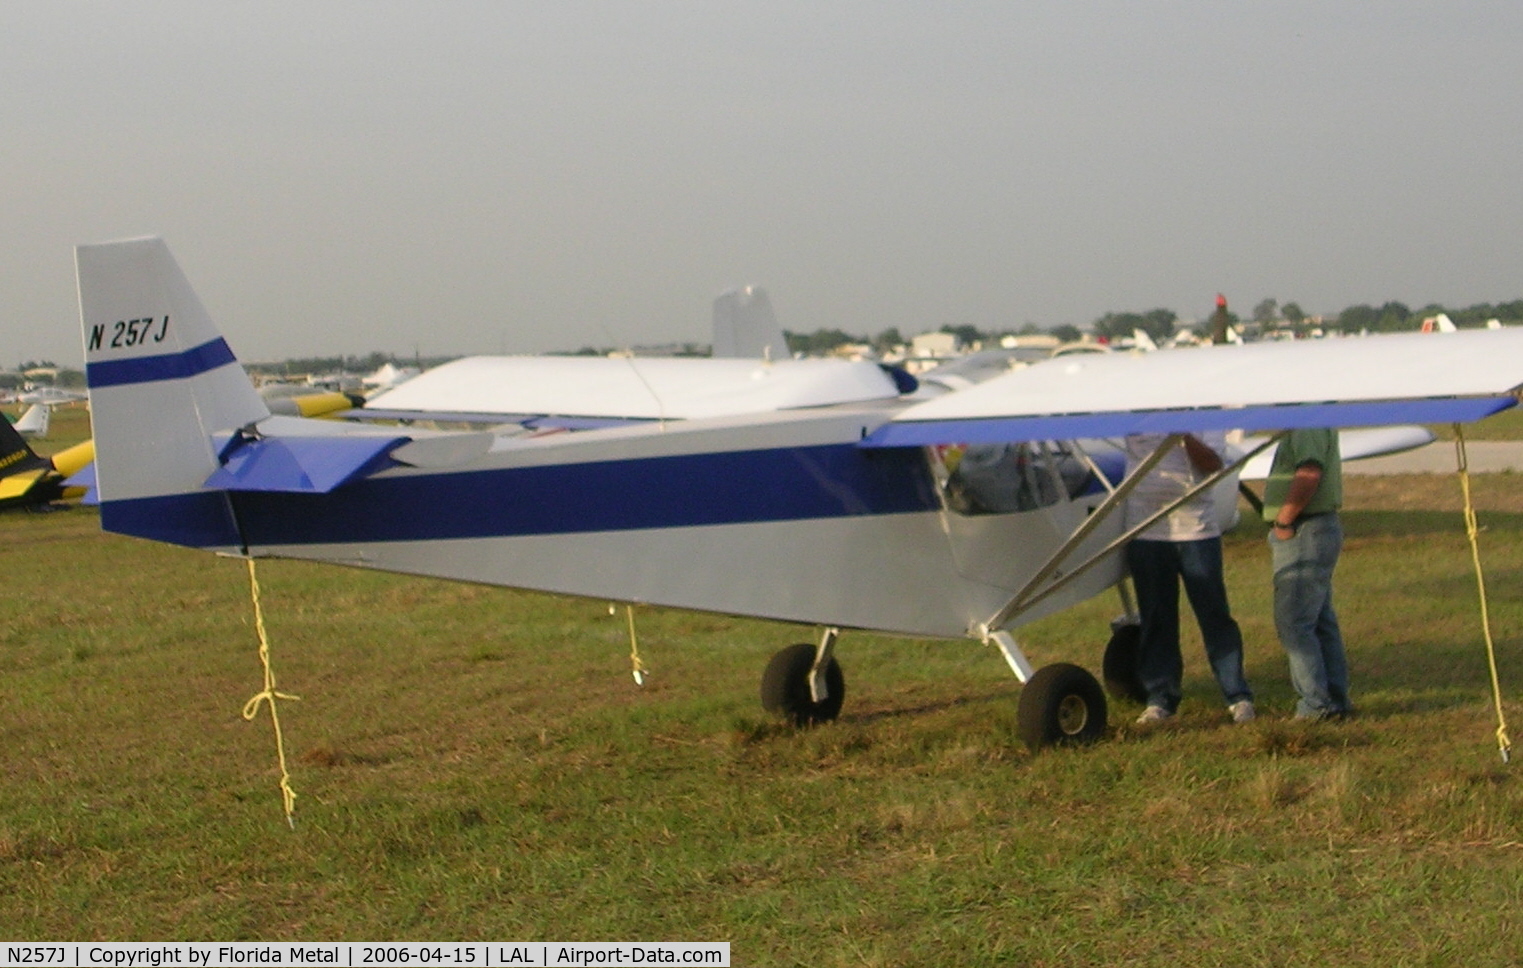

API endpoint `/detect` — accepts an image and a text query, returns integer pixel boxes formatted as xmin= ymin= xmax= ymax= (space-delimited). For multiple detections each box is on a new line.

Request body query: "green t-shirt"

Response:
xmin=1261 ymin=428 xmax=1342 ymax=521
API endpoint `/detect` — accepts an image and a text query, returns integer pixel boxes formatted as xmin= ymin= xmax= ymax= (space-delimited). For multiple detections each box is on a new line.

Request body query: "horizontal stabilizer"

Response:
xmin=64 ymin=463 xmax=98 ymax=505
xmin=0 ymin=468 xmax=45 ymax=502
xmin=206 ymin=433 xmax=406 ymax=493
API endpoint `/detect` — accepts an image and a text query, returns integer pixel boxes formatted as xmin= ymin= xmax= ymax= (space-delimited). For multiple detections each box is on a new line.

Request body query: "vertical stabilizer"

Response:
xmin=713 ymin=286 xmax=791 ymax=360
xmin=0 ymin=416 xmax=51 ymax=508
xmin=0 ymin=412 xmax=47 ymax=477
xmin=13 ymin=403 xmax=50 ymax=437
xmin=76 ymin=237 xmax=269 ymax=548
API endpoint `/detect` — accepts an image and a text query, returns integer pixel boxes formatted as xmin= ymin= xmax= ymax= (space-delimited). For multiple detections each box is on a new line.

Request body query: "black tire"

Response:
xmin=1102 ymin=622 xmax=1148 ymax=704
xmin=760 ymin=642 xmax=845 ymax=726
xmin=1017 ymin=663 xmax=1107 ymax=751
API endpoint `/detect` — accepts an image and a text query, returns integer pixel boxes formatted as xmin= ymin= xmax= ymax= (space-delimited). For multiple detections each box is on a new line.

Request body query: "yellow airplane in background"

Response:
xmin=1 ymin=383 xmax=355 ymax=512
xmin=0 ymin=414 xmax=94 ymax=510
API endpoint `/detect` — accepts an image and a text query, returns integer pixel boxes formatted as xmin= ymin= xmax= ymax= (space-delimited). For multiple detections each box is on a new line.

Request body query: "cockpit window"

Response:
xmin=929 ymin=441 xmax=1098 ymax=515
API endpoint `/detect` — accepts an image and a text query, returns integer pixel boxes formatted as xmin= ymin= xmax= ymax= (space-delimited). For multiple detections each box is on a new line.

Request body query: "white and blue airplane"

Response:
xmin=18 ymin=384 xmax=88 ymax=406
xmin=74 ymin=238 xmax=1523 ymax=749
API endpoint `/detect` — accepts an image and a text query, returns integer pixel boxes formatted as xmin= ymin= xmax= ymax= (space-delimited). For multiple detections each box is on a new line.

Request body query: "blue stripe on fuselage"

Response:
xmin=102 ymin=490 xmax=243 ymax=548
xmin=100 ymin=442 xmax=940 ymax=548
xmin=87 ymin=338 xmax=238 ymax=388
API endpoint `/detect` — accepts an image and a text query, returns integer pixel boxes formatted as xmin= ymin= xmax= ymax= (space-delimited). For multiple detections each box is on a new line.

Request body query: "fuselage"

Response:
xmin=104 ymin=400 xmax=1128 ymax=638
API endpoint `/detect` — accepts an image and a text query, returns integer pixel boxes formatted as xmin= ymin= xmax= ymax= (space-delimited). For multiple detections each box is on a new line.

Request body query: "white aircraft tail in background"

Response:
xmin=712 ymin=286 xmax=791 ymax=361
xmin=13 ymin=403 xmax=49 ymax=437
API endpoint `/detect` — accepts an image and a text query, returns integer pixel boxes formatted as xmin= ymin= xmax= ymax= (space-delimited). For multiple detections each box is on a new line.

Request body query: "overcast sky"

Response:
xmin=4 ymin=1 xmax=1521 ymax=366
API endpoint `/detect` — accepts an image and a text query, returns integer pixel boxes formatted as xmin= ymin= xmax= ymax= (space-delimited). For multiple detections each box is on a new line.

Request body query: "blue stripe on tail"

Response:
xmin=86 ymin=338 xmax=238 ymax=388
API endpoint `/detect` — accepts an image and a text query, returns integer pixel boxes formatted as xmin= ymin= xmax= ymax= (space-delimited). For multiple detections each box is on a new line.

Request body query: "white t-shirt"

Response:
xmin=1123 ymin=432 xmax=1226 ymax=541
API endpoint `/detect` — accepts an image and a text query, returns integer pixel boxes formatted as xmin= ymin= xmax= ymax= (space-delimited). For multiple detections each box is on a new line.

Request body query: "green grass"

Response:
xmin=4 ymin=417 xmax=1523 ymax=962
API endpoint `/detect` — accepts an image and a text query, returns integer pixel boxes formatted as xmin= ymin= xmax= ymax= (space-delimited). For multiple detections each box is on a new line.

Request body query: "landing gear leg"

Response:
xmin=989 ymin=630 xmax=1108 ymax=751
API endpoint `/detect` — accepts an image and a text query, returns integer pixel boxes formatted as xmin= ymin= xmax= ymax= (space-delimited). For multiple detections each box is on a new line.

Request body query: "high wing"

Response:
xmin=862 ymin=332 xmax=1522 ymax=448
xmin=1240 ymin=425 xmax=1437 ymax=481
xmin=362 ymin=354 xmax=903 ymax=425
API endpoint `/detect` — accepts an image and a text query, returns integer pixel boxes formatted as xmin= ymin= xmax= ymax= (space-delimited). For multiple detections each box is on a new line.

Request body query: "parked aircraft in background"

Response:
xmin=12 ymin=403 xmax=50 ymax=437
xmin=74 ymin=238 xmax=1523 ymax=749
xmin=257 ymin=383 xmax=366 ymax=418
xmin=0 ymin=414 xmax=94 ymax=511
xmin=18 ymin=385 xmax=88 ymax=406
xmin=712 ymin=286 xmax=792 ymax=361
xmin=362 ymin=362 xmax=420 ymax=394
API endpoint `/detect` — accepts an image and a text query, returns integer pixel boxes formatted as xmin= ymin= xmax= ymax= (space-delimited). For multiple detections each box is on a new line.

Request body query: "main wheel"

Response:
xmin=760 ymin=642 xmax=845 ymax=726
xmin=1102 ymin=622 xmax=1148 ymax=704
xmin=1017 ymin=663 xmax=1107 ymax=751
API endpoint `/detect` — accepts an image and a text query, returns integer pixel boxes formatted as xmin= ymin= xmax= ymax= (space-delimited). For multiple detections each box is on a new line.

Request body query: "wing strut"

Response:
xmin=977 ymin=432 xmax=1284 ymax=637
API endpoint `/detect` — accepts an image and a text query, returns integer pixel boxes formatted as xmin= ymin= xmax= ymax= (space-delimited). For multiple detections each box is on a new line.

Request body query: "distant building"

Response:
xmin=909 ymin=332 xmax=960 ymax=359
xmin=830 ymin=342 xmax=875 ymax=361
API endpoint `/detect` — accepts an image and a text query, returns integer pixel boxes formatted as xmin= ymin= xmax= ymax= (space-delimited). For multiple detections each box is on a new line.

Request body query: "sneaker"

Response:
xmin=1294 ymin=706 xmax=1348 ymax=722
xmin=1229 ymin=700 xmax=1256 ymax=724
xmin=1135 ymin=705 xmax=1173 ymax=725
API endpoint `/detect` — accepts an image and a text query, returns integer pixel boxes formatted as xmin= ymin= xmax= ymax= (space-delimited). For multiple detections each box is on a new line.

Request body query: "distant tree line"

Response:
xmin=780 ymin=295 xmax=1523 ymax=355
xmin=246 ymin=351 xmax=456 ymax=379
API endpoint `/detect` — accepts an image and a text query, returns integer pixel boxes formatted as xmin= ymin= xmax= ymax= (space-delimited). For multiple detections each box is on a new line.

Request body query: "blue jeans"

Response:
xmin=1126 ymin=537 xmax=1252 ymax=712
xmin=1269 ymin=513 xmax=1351 ymax=718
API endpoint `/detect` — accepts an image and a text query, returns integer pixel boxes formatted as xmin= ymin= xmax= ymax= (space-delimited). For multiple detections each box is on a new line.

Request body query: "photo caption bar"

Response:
xmin=3 ymin=943 xmax=730 ymax=967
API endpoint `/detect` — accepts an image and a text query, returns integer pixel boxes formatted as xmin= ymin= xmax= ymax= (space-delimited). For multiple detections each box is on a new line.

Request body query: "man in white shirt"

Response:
xmin=1123 ymin=432 xmax=1255 ymax=725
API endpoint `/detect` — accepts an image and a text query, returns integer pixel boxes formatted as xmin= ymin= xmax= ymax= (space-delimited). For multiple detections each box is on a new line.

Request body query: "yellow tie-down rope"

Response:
xmin=626 ymin=604 xmax=649 ymax=686
xmin=241 ymin=558 xmax=302 ymax=826
xmin=1453 ymin=425 xmax=1513 ymax=764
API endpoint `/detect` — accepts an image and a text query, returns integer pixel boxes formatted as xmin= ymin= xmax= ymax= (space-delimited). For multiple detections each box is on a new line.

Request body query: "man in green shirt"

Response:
xmin=1262 ymin=427 xmax=1351 ymax=719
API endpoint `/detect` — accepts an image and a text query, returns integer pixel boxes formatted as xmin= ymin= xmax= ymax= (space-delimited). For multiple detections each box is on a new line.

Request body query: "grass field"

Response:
xmin=4 ymin=406 xmax=1523 ymax=963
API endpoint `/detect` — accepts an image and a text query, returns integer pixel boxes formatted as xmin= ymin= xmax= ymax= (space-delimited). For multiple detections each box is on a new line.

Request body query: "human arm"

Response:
xmin=1181 ymin=434 xmax=1224 ymax=475
xmin=1270 ymin=462 xmax=1323 ymax=537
